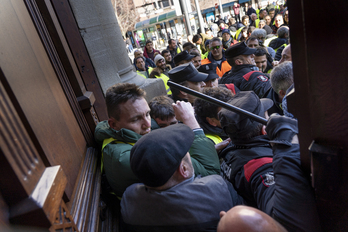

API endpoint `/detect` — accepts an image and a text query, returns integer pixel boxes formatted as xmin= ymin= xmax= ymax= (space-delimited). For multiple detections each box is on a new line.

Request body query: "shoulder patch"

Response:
xmin=257 ymin=75 xmax=269 ymax=82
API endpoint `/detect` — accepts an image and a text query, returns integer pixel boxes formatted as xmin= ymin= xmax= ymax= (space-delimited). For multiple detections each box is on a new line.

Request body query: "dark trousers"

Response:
xmin=234 ymin=14 xmax=241 ymax=23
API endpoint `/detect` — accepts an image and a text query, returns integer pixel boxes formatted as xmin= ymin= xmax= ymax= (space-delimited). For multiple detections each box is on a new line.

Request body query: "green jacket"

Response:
xmin=95 ymin=121 xmax=220 ymax=197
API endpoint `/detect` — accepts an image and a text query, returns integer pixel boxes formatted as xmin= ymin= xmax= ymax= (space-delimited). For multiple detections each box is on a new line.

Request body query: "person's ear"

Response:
xmin=179 ymin=90 xmax=188 ymax=97
xmin=219 ymin=211 xmax=227 ymax=218
xmin=278 ymin=89 xmax=286 ymax=99
xmin=178 ymin=160 xmax=191 ymax=178
xmin=206 ymin=117 xmax=219 ymax=127
xmin=235 ymin=58 xmax=242 ymax=65
xmin=261 ymin=125 xmax=267 ymax=135
xmin=108 ymin=117 xmax=119 ymax=131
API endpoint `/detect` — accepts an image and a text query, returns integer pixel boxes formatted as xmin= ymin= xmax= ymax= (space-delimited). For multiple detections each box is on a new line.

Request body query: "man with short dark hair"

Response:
xmin=268 ymin=8 xmax=276 ymax=24
xmin=169 ymin=63 xmax=206 ymax=104
xmin=250 ymin=29 xmax=276 ymax=58
xmin=220 ymin=42 xmax=271 ymax=98
xmin=190 ymin=50 xmax=202 ymax=69
xmin=133 ymin=49 xmax=156 ymax=69
xmin=94 ymin=83 xmax=151 ymax=198
xmin=219 ymin=91 xmax=321 ymax=232
xmin=161 ymin=49 xmax=175 ymax=68
xmin=259 ymin=9 xmax=268 ymax=20
xmin=192 ymin=33 xmax=211 ymax=55
xmin=149 ymin=95 xmax=178 ymax=128
xmin=254 ymin=47 xmax=273 ymax=73
xmin=201 ymin=37 xmax=231 ymax=77
xmin=167 ymin=39 xmax=181 ymax=58
xmin=134 ymin=56 xmax=153 ymax=78
xmin=183 ymin=42 xmax=196 ymax=52
xmin=143 ymin=40 xmax=160 ymax=61
xmin=194 ymin=87 xmax=233 ymax=145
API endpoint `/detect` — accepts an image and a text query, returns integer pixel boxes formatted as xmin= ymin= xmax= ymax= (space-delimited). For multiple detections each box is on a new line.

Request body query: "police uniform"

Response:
xmin=219 ymin=42 xmax=272 ymax=98
xmin=219 ymin=92 xmax=322 ymax=232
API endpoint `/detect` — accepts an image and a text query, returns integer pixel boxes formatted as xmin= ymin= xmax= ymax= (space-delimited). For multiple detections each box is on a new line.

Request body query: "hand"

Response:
xmin=266 ymin=113 xmax=298 ymax=146
xmin=215 ymin=138 xmax=231 ymax=153
xmin=272 ymin=60 xmax=279 ymax=67
xmin=172 ymin=101 xmax=200 ymax=129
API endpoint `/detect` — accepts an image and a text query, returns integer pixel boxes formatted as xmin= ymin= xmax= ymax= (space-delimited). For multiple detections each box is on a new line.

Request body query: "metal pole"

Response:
xmin=194 ymin=0 xmax=205 ymax=33
xmin=180 ymin=0 xmax=193 ymax=35
xmin=168 ymin=81 xmax=268 ymax=125
xmin=219 ymin=0 xmax=223 ymax=18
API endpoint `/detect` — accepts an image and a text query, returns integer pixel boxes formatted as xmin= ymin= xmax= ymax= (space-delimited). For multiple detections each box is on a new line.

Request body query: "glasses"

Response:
xmin=211 ymin=45 xmax=221 ymax=50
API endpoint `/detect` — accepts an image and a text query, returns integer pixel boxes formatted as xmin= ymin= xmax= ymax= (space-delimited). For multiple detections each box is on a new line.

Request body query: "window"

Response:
xmin=162 ymin=0 xmax=170 ymax=8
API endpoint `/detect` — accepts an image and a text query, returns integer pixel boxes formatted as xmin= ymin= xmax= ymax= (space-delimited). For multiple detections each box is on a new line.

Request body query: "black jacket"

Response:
xmin=219 ymin=64 xmax=272 ymax=98
xmin=264 ymin=88 xmax=283 ymax=115
xmin=220 ymin=135 xmax=273 ymax=208
xmin=268 ymin=37 xmax=288 ymax=50
xmin=247 ymin=7 xmax=256 ymax=17
xmin=220 ymin=133 xmax=322 ymax=232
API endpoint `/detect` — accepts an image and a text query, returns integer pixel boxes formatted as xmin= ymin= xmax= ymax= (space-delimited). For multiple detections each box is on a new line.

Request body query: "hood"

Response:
xmin=94 ymin=120 xmax=142 ymax=145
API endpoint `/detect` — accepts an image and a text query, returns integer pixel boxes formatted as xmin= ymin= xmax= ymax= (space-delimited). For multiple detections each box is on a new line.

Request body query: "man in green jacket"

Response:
xmin=94 ymin=83 xmax=220 ymax=198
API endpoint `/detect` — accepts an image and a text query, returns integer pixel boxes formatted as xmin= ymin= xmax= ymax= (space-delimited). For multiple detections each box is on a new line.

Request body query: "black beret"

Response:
xmin=218 ymin=91 xmax=273 ymax=139
xmin=198 ymin=63 xmax=219 ymax=81
xmin=225 ymin=41 xmax=257 ymax=59
xmin=173 ymin=50 xmax=195 ymax=65
xmin=130 ymin=124 xmax=195 ymax=187
xmin=169 ymin=62 xmax=208 ymax=83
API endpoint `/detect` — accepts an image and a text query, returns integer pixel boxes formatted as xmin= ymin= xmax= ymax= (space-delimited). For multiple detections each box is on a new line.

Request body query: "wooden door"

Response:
xmin=0 ymin=0 xmax=103 ymax=230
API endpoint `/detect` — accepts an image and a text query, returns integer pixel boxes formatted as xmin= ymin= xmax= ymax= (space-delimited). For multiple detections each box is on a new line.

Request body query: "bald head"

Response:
xmin=217 ymin=206 xmax=287 ymax=232
xmin=279 ymin=45 xmax=292 ymax=64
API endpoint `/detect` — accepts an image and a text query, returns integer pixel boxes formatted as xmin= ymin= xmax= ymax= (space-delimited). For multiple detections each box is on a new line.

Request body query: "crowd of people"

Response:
xmin=96 ymin=1 xmax=322 ymax=231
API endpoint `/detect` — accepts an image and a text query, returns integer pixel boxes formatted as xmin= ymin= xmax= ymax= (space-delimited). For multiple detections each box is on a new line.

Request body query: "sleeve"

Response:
xmin=267 ymin=47 xmax=276 ymax=58
xmin=189 ymin=128 xmax=221 ymax=176
xmin=271 ymin=143 xmax=322 ymax=232
xmin=103 ymin=143 xmax=140 ymax=197
xmin=274 ymin=45 xmax=285 ymax=61
xmin=239 ymin=71 xmax=272 ymax=98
